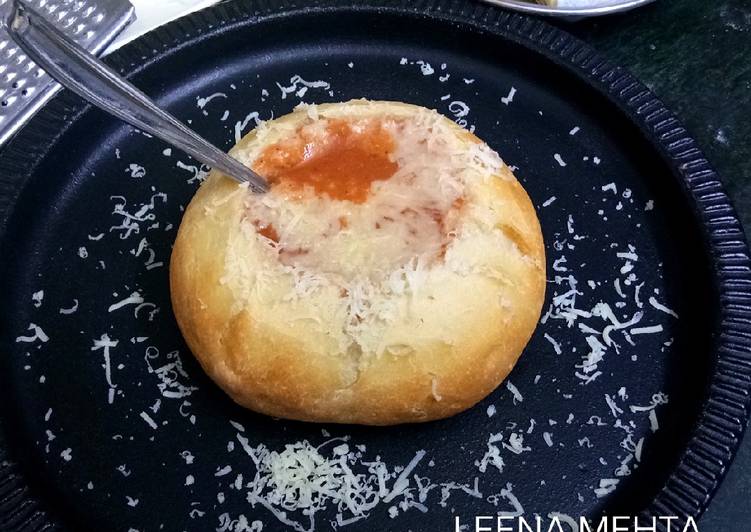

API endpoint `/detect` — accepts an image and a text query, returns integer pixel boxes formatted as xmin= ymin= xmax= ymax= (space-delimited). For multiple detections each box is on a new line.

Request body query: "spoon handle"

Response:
xmin=6 ymin=0 xmax=268 ymax=193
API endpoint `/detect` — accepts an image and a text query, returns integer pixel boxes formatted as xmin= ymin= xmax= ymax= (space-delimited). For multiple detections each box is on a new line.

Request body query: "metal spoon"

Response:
xmin=5 ymin=0 xmax=268 ymax=193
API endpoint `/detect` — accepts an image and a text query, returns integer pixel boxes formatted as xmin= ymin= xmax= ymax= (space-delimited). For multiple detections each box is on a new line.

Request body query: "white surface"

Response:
xmin=105 ymin=0 xmax=221 ymax=54
xmin=103 ymin=0 xmax=654 ymax=53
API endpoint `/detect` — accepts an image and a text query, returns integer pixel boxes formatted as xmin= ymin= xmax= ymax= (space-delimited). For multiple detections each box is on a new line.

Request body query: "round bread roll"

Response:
xmin=170 ymin=99 xmax=545 ymax=425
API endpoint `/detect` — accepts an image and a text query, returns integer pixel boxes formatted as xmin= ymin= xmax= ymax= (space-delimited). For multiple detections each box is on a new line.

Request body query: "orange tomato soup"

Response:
xmin=253 ymin=119 xmax=398 ymax=203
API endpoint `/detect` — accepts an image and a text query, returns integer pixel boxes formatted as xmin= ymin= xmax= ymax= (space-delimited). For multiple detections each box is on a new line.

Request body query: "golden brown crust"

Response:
xmin=170 ymin=100 xmax=546 ymax=425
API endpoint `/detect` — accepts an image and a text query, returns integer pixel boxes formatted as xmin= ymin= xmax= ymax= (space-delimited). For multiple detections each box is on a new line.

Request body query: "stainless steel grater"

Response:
xmin=0 ymin=0 xmax=134 ymax=146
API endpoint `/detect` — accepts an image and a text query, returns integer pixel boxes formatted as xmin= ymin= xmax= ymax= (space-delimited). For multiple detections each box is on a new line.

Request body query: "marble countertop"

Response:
xmin=107 ymin=0 xmax=751 ymax=529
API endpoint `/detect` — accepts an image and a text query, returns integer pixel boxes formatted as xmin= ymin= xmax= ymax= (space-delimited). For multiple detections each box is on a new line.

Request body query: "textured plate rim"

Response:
xmin=0 ymin=0 xmax=749 ymax=529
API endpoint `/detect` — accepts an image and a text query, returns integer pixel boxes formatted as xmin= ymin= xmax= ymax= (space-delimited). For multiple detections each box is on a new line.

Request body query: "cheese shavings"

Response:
xmin=176 ymin=161 xmax=210 ymax=184
xmin=236 ymin=106 xmax=517 ymax=357
xmin=144 ymin=346 xmax=198 ymax=400
xmin=32 ymin=290 xmax=44 ymax=308
xmin=139 ymin=411 xmax=158 ymax=430
xmin=544 ymin=333 xmax=562 ymax=354
xmin=91 ymin=334 xmax=118 ymax=403
xmin=542 ymin=196 xmax=557 ymax=207
xmin=234 ymin=111 xmax=262 ymax=144
xmin=108 ymin=291 xmax=144 ymax=312
xmin=594 ymin=478 xmax=618 ymax=498
xmin=543 ymin=213 xmax=676 ymax=386
xmin=126 ymin=164 xmax=146 ymax=178
xmin=59 ymin=299 xmax=79 ymax=314
xmin=197 ymin=92 xmax=227 ymax=110
xmin=109 ymin=193 xmax=167 ymax=240
xmin=238 ymin=436 xmax=428 ymax=532
xmin=648 ymin=296 xmax=679 ymax=318
xmin=276 ymin=75 xmax=331 ymax=100
xmin=505 ymin=381 xmax=524 ymax=404
xmin=217 ymin=514 xmax=263 ymax=532
xmin=501 ymin=87 xmax=517 ymax=105
xmin=15 ymin=323 xmax=49 ymax=343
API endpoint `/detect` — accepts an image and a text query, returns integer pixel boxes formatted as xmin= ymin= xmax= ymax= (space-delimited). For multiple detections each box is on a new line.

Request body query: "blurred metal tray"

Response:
xmin=0 ymin=0 xmax=134 ymax=146
xmin=480 ymin=0 xmax=657 ymax=18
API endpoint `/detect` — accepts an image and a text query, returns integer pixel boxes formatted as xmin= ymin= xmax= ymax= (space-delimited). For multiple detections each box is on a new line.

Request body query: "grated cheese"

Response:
xmin=630 ymin=325 xmax=663 ymax=335
xmin=139 ymin=411 xmax=158 ymax=430
xmin=235 ymin=107 xmax=516 ymax=356
xmin=15 ymin=323 xmax=49 ymax=343
xmin=416 ymin=61 xmax=434 ymax=75
xmin=108 ymin=291 xmax=144 ymax=312
xmin=234 ymin=112 xmax=262 ymax=144
xmin=176 ymin=161 xmax=210 ymax=184
xmin=276 ymin=75 xmax=331 ymax=100
xmin=544 ymin=333 xmax=562 ymax=355
xmin=18 ymin=70 xmax=684 ymax=529
xmin=227 ymin=433 xmax=476 ymax=532
xmin=594 ymin=478 xmax=618 ymax=498
xmin=32 ymin=290 xmax=44 ymax=307
xmin=126 ymin=163 xmax=146 ymax=178
xmin=648 ymin=296 xmax=679 ymax=318
xmin=197 ymin=92 xmax=227 ymax=110
xmin=91 ymin=334 xmax=118 ymax=403
xmin=501 ymin=86 xmax=517 ymax=105
xmin=505 ymin=381 xmax=524 ymax=404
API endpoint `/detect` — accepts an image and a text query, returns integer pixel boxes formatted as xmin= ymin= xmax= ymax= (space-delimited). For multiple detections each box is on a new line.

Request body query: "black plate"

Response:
xmin=1 ymin=1 xmax=750 ymax=531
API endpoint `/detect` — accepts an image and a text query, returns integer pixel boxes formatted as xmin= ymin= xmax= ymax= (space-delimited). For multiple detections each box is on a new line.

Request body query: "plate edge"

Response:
xmin=0 ymin=0 xmax=749 ymax=529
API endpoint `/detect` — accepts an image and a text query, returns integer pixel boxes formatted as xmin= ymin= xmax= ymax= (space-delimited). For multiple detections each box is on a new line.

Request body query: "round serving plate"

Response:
xmin=480 ymin=0 xmax=657 ymax=18
xmin=0 ymin=1 xmax=749 ymax=531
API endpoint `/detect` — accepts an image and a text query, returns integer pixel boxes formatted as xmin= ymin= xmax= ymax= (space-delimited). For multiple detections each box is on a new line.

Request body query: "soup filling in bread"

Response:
xmin=241 ymin=113 xmax=470 ymax=282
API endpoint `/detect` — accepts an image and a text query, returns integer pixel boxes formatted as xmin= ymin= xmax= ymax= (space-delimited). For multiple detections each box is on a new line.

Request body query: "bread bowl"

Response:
xmin=170 ymin=99 xmax=545 ymax=425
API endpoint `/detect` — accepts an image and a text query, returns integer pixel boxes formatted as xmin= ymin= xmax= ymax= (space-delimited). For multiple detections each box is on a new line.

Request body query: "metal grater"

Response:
xmin=0 ymin=0 xmax=134 ymax=146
